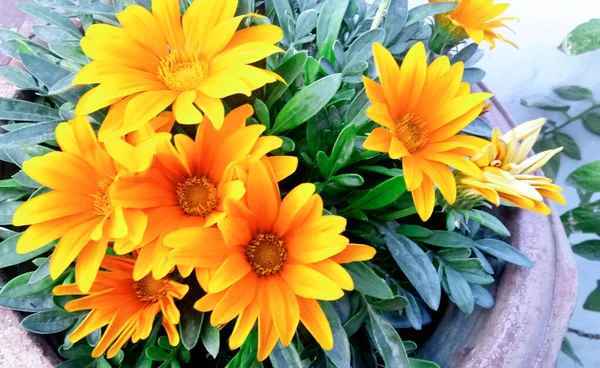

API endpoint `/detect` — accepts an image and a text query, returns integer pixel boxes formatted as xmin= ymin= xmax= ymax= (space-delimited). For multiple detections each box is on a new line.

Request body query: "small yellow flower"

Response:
xmin=12 ymin=116 xmax=148 ymax=292
xmin=108 ymin=105 xmax=298 ymax=281
xmin=430 ymin=0 xmax=517 ymax=49
xmin=362 ymin=42 xmax=492 ymax=221
xmin=164 ymin=159 xmax=376 ymax=361
xmin=53 ymin=255 xmax=189 ymax=358
xmin=74 ymin=0 xmax=283 ymax=135
xmin=458 ymin=118 xmax=566 ymax=214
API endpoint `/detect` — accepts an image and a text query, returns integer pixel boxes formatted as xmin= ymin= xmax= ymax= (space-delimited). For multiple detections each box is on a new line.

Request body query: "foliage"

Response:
xmin=559 ymin=19 xmax=600 ymax=56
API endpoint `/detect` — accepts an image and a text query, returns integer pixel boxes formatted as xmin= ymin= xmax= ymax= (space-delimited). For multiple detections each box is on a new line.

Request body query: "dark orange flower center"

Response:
xmin=246 ymin=233 xmax=287 ymax=277
xmin=176 ymin=175 xmax=218 ymax=217
xmin=157 ymin=50 xmax=208 ymax=92
xmin=133 ymin=275 xmax=170 ymax=303
xmin=91 ymin=178 xmax=114 ymax=216
xmin=393 ymin=113 xmax=428 ymax=153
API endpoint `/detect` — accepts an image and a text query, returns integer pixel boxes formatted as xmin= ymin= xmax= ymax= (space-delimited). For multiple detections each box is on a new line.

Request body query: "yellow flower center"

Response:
xmin=157 ymin=50 xmax=209 ymax=92
xmin=133 ymin=275 xmax=170 ymax=303
xmin=246 ymin=233 xmax=287 ymax=277
xmin=393 ymin=113 xmax=428 ymax=153
xmin=176 ymin=176 xmax=218 ymax=217
xmin=91 ymin=178 xmax=114 ymax=216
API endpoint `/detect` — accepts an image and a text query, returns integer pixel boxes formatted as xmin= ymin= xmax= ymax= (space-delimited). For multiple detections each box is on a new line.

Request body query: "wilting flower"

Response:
xmin=12 ymin=116 xmax=147 ymax=292
xmin=429 ymin=0 xmax=517 ymax=49
xmin=362 ymin=42 xmax=491 ymax=221
xmin=164 ymin=159 xmax=375 ymax=361
xmin=109 ymin=105 xmax=297 ymax=280
xmin=53 ymin=255 xmax=188 ymax=358
xmin=73 ymin=0 xmax=283 ymax=135
xmin=457 ymin=118 xmax=566 ymax=213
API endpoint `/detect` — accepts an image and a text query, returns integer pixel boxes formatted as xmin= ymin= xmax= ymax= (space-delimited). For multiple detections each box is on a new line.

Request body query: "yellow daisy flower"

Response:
xmin=164 ymin=158 xmax=376 ymax=361
xmin=12 ymin=116 xmax=147 ymax=292
xmin=458 ymin=118 xmax=566 ymax=214
xmin=362 ymin=42 xmax=492 ymax=221
xmin=109 ymin=105 xmax=298 ymax=280
xmin=430 ymin=0 xmax=518 ymax=48
xmin=73 ymin=0 xmax=283 ymax=134
xmin=53 ymin=255 xmax=188 ymax=359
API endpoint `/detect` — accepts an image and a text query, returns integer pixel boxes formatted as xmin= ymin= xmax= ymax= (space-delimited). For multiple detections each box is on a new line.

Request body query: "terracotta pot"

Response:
xmin=417 ymin=84 xmax=578 ymax=368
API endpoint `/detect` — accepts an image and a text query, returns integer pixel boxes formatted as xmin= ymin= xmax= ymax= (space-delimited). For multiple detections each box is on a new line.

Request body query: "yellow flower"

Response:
xmin=430 ymin=0 xmax=517 ymax=48
xmin=12 ymin=116 xmax=147 ymax=292
xmin=363 ymin=42 xmax=492 ymax=221
xmin=109 ymin=105 xmax=298 ymax=280
xmin=458 ymin=118 xmax=566 ymax=214
xmin=73 ymin=0 xmax=283 ymax=135
xmin=53 ymin=255 xmax=188 ymax=359
xmin=164 ymin=159 xmax=376 ymax=361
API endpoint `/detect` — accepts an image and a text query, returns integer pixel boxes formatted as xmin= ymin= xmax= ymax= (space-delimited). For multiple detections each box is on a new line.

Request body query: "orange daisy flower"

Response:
xmin=109 ymin=105 xmax=297 ymax=280
xmin=164 ymin=158 xmax=376 ymax=360
xmin=53 ymin=255 xmax=188 ymax=358
xmin=362 ymin=42 xmax=492 ymax=221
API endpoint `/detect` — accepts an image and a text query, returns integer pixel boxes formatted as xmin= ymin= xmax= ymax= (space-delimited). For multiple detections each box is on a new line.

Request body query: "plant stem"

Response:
xmin=543 ymin=103 xmax=600 ymax=137
xmin=568 ymin=327 xmax=600 ymax=340
xmin=370 ymin=0 xmax=391 ymax=30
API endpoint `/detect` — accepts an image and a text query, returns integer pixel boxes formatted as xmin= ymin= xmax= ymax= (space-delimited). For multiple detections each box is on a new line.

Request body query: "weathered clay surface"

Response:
xmin=417 ymin=84 xmax=578 ymax=368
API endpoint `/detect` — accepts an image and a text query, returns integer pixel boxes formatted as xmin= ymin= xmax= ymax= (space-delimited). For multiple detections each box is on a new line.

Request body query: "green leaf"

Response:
xmin=113 ymin=0 xmax=137 ymax=12
xmin=0 ymin=122 xmax=60 ymax=149
xmin=408 ymin=358 xmax=441 ymax=368
xmin=355 ymin=166 xmax=403 ymax=177
xmin=145 ymin=346 xmax=170 ymax=361
xmin=554 ymin=132 xmax=581 ymax=160
xmin=316 ymin=0 xmax=349 ymax=61
xmin=561 ymin=337 xmax=583 ymax=366
xmin=583 ymin=112 xmax=600 ymax=135
xmin=271 ymin=0 xmax=294 ymax=42
xmin=0 ymin=187 xmax=28 ymax=201
xmin=0 ymin=201 xmax=23 ymax=225
xmin=0 ymin=98 xmax=61 ymax=121
xmin=32 ymin=25 xmax=79 ymax=44
xmin=383 ymin=0 xmax=409 ymax=45
xmin=253 ymin=99 xmax=270 ymax=130
xmin=369 ymin=296 xmax=408 ymax=311
xmin=178 ymin=298 xmax=204 ymax=350
xmin=30 ymin=256 xmax=51 ymax=284
xmin=398 ymin=289 xmax=422 ymax=330
xmin=466 ymin=209 xmax=510 ymax=236
xmin=345 ymin=87 xmax=371 ymax=128
xmin=461 ymin=117 xmax=493 ymax=138
xmin=48 ymin=44 xmax=89 ymax=65
xmin=0 ymin=271 xmax=56 ymax=312
xmin=554 ymin=86 xmax=593 ymax=100
xmin=379 ymin=226 xmax=441 ymax=310
xmin=345 ymin=29 xmax=386 ymax=68
xmin=295 ymin=9 xmax=318 ymax=38
xmin=445 ymin=258 xmax=483 ymax=272
xmin=225 ymin=328 xmax=259 ymax=368
xmin=331 ymin=174 xmax=364 ymax=187
xmin=201 ymin=319 xmax=220 ymax=358
xmin=19 ymin=52 xmax=71 ymax=89
xmin=0 ymin=65 xmax=38 ymax=90
xmin=48 ymin=72 xmax=78 ymax=95
xmin=157 ymin=336 xmax=175 ymax=350
xmin=316 ymin=151 xmax=331 ymax=177
xmin=59 ymin=343 xmax=94 ymax=360
xmin=566 ymin=160 xmax=600 ymax=192
xmin=21 ymin=309 xmax=79 ymax=334
xmin=342 ymin=176 xmax=406 ymax=213
xmin=533 ymin=139 xmax=561 ymax=180
xmin=329 ymin=124 xmax=356 ymax=175
xmin=17 ymin=3 xmax=82 ymax=39
xmin=265 ymin=52 xmax=308 ymax=108
xmin=572 ymin=239 xmax=600 ymax=260
xmin=365 ymin=304 xmax=410 ymax=368
xmin=343 ymin=301 xmax=367 ymax=337
xmin=271 ymin=74 xmax=342 ymax=135
xmin=583 ymin=280 xmax=600 ymax=312
xmin=406 ymin=2 xmax=457 ymax=26
xmin=344 ymin=262 xmax=394 ymax=299
xmin=396 ymin=224 xmax=433 ymax=238
xmin=471 ymin=284 xmax=494 ymax=308
xmin=462 ymin=68 xmax=485 ymax=84
xmin=520 ymin=98 xmax=570 ymax=112
xmin=13 ymin=170 xmax=41 ymax=188
xmin=270 ymin=342 xmax=302 ymax=368
xmin=451 ymin=43 xmax=479 ymax=64
xmin=559 ymin=19 xmax=600 ymax=55
xmin=418 ymin=230 xmax=475 ymax=248
xmin=319 ymin=301 xmax=351 ymax=368
xmin=437 ymin=248 xmax=472 ymax=261
xmin=444 ymin=266 xmax=474 ymax=314
xmin=562 ymin=200 xmax=600 ymax=235
xmin=474 ymin=239 xmax=533 ymax=267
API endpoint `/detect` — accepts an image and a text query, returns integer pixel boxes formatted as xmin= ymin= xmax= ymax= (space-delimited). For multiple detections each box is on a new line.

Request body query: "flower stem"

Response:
xmin=568 ymin=327 xmax=600 ymax=340
xmin=543 ymin=103 xmax=600 ymax=137
xmin=370 ymin=0 xmax=391 ymax=30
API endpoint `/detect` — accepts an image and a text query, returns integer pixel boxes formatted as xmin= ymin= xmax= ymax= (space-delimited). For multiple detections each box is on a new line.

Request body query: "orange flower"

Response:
xmin=164 ymin=159 xmax=375 ymax=360
xmin=53 ymin=255 xmax=188 ymax=358
xmin=362 ymin=42 xmax=491 ymax=221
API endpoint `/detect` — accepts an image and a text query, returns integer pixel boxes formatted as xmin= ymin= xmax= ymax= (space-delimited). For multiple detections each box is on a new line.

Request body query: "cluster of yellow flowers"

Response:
xmin=10 ymin=0 xmax=564 ymax=361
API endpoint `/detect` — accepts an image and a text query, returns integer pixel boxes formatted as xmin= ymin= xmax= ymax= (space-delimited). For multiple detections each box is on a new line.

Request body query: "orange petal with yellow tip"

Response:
xmin=280 ymin=264 xmax=344 ymax=301
xmin=363 ymin=127 xmax=393 ymax=153
xmin=412 ymin=176 xmax=436 ymax=222
xmin=208 ymin=252 xmax=252 ymax=293
xmin=298 ymin=297 xmax=334 ymax=350
xmin=330 ymin=243 xmax=376 ymax=264
xmin=273 ymin=183 xmax=316 ymax=237
xmin=267 ymin=276 xmax=299 ymax=346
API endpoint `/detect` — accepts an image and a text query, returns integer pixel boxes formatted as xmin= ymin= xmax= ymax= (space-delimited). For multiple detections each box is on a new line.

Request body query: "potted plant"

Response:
xmin=0 ymin=0 xmax=577 ymax=367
